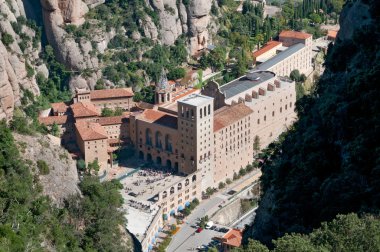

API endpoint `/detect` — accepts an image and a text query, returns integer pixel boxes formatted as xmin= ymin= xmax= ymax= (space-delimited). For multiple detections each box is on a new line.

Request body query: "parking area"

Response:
xmin=170 ymin=223 xmax=229 ymax=251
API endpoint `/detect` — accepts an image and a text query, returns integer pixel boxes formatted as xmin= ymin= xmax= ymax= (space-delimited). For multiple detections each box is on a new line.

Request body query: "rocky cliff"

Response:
xmin=14 ymin=133 xmax=80 ymax=206
xmin=247 ymin=0 xmax=380 ymax=246
xmin=145 ymin=0 xmax=217 ymax=54
xmin=0 ymin=0 xmax=44 ymax=120
xmin=38 ymin=0 xmax=218 ymax=90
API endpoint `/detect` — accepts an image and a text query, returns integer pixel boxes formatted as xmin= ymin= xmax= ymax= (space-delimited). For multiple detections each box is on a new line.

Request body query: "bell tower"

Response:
xmin=155 ymin=69 xmax=172 ymax=104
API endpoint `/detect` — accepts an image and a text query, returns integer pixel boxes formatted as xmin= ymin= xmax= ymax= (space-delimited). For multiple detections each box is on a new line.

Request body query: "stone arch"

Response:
xmin=166 ymin=160 xmax=172 ymax=169
xmin=147 ymin=153 xmax=152 ymax=162
xmin=156 ymin=156 xmax=162 ymax=165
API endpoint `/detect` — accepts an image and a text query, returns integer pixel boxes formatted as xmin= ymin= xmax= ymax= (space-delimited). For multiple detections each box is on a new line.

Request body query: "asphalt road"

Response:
xmin=167 ymin=170 xmax=261 ymax=252
xmin=167 ymin=196 xmax=224 ymax=252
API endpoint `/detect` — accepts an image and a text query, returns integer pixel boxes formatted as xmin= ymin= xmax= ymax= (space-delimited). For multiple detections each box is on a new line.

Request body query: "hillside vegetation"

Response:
xmin=0 ymin=121 xmax=132 ymax=251
xmin=243 ymin=0 xmax=380 ymax=248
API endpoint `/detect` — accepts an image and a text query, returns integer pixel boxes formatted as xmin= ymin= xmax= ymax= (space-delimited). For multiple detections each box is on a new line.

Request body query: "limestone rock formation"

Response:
xmin=14 ymin=133 xmax=80 ymax=206
xmin=40 ymin=0 xmax=96 ymax=71
xmin=145 ymin=0 xmax=215 ymax=55
xmin=0 ymin=0 xmax=42 ymax=120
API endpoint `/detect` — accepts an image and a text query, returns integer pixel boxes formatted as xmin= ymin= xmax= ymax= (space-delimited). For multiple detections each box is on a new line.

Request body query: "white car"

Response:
xmin=205 ymin=221 xmax=214 ymax=229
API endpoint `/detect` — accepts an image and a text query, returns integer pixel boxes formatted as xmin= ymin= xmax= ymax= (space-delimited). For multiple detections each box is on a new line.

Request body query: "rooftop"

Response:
xmin=70 ymin=102 xmax=99 ymax=118
xmin=254 ymin=43 xmax=305 ymax=72
xmin=214 ymin=103 xmax=253 ymax=132
xmin=38 ymin=115 xmax=69 ymax=125
xmin=139 ymin=109 xmax=178 ymax=129
xmin=327 ymin=30 xmax=338 ymax=39
xmin=220 ymin=71 xmax=275 ymax=99
xmin=253 ymin=41 xmax=282 ymax=58
xmin=75 ymin=121 xmax=108 ymax=141
xmin=51 ymin=102 xmax=69 ymax=113
xmin=177 ymin=93 xmax=213 ymax=107
xmin=221 ymin=229 xmax=243 ymax=247
xmin=90 ymin=88 xmax=134 ymax=100
xmin=279 ymin=30 xmax=312 ymax=40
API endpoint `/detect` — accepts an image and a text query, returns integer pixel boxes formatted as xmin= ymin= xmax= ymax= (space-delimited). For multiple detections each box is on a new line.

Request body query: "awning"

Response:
xmin=178 ymin=205 xmax=184 ymax=211
xmin=163 ymin=214 xmax=168 ymax=220
xmin=148 ymin=244 xmax=153 ymax=251
xmin=151 ymin=237 xmax=156 ymax=244
xmin=185 ymin=201 xmax=191 ymax=207
xmin=170 ymin=209 xmax=175 ymax=215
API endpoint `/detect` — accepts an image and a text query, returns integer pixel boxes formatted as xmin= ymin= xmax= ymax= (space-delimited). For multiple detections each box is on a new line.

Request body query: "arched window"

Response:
xmin=185 ymin=179 xmax=189 ymax=186
xmin=146 ymin=128 xmax=152 ymax=145
xmin=170 ymin=187 xmax=175 ymax=195
xmin=192 ymin=175 xmax=196 ymax=182
xmin=155 ymin=131 xmax=162 ymax=149
xmin=178 ymin=183 xmax=182 ymax=190
xmin=165 ymin=134 xmax=172 ymax=152
xmin=162 ymin=191 xmax=167 ymax=198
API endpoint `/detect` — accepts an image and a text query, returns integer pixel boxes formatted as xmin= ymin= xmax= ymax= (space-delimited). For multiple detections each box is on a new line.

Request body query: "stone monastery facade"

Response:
xmin=39 ymin=69 xmax=296 ymax=190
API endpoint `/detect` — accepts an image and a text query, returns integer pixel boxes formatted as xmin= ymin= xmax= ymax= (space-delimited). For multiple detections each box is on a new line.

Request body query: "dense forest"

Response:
xmin=0 ymin=121 xmax=131 ymax=251
xmin=240 ymin=0 xmax=380 ymax=249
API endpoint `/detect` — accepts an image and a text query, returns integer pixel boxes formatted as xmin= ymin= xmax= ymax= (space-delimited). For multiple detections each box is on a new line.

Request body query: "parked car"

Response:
xmin=196 ymin=227 xmax=203 ymax=233
xmin=210 ymin=226 xmax=217 ymax=231
xmin=205 ymin=221 xmax=214 ymax=229
xmin=220 ymin=228 xmax=229 ymax=233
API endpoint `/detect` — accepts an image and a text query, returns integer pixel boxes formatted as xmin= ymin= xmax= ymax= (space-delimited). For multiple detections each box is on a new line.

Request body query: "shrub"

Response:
xmin=233 ymin=172 xmax=240 ymax=180
xmin=37 ymin=160 xmax=50 ymax=175
xmin=218 ymin=182 xmax=226 ymax=189
xmin=192 ymin=198 xmax=200 ymax=205
xmin=25 ymin=62 xmax=34 ymax=78
xmin=239 ymin=167 xmax=247 ymax=177
xmin=1 ymin=32 xmax=14 ymax=46
xmin=167 ymin=67 xmax=186 ymax=80
xmin=226 ymin=178 xmax=232 ymax=184
xmin=246 ymin=164 xmax=254 ymax=172
xmin=77 ymin=159 xmax=86 ymax=171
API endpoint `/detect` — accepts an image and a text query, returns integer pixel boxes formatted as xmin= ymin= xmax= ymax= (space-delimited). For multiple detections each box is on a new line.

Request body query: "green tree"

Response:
xmin=168 ymin=67 xmax=186 ymax=80
xmin=50 ymin=122 xmax=60 ymax=136
xmin=114 ymin=107 xmax=124 ymax=116
xmin=1 ymin=32 xmax=14 ymax=46
xmin=309 ymin=13 xmax=322 ymax=24
xmin=101 ymin=107 xmax=114 ymax=117
xmin=87 ymin=160 xmax=100 ymax=174
xmin=77 ymin=159 xmax=86 ymax=171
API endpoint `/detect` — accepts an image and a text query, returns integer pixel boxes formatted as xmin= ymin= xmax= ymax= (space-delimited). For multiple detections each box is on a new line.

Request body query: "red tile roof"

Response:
xmin=70 ymin=102 xmax=99 ymax=118
xmin=327 ymin=30 xmax=338 ymax=40
xmin=51 ymin=102 xmax=69 ymax=113
xmin=214 ymin=103 xmax=253 ymax=132
xmin=38 ymin=116 xmax=68 ymax=125
xmin=173 ymin=88 xmax=199 ymax=101
xmin=279 ymin=30 xmax=312 ymax=40
xmin=253 ymin=41 xmax=282 ymax=58
xmin=222 ymin=229 xmax=243 ymax=248
xmin=90 ymin=88 xmax=134 ymax=100
xmin=139 ymin=109 xmax=178 ymax=129
xmin=75 ymin=121 xmax=108 ymax=141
